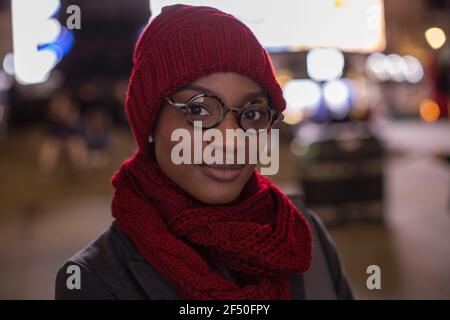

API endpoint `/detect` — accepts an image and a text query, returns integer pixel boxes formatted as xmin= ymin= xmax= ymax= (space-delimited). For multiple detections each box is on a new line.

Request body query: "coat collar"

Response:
xmin=111 ymin=222 xmax=180 ymax=299
xmin=125 ymin=258 xmax=180 ymax=300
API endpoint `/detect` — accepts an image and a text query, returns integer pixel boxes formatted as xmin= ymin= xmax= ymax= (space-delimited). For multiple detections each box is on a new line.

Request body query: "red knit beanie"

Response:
xmin=125 ymin=4 xmax=286 ymax=153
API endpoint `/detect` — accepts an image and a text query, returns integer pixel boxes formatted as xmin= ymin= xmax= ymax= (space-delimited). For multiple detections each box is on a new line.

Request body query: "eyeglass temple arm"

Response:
xmin=165 ymin=97 xmax=186 ymax=110
xmin=272 ymin=111 xmax=284 ymax=124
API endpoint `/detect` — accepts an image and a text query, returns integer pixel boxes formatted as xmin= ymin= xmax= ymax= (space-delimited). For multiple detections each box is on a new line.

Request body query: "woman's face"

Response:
xmin=154 ymin=72 xmax=267 ymax=205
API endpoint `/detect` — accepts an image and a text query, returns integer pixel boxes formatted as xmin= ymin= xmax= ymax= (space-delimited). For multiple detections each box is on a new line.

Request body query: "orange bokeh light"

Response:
xmin=419 ymin=99 xmax=440 ymax=122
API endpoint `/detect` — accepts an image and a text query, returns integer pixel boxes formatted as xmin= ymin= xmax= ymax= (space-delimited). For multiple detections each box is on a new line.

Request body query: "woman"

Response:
xmin=55 ymin=4 xmax=353 ymax=300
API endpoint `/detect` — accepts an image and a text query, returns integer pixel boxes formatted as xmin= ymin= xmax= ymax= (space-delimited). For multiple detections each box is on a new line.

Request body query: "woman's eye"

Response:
xmin=188 ymin=104 xmax=210 ymax=116
xmin=243 ymin=110 xmax=261 ymax=121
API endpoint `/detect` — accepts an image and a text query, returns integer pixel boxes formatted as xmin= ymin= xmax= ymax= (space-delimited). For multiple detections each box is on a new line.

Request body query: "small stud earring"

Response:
xmin=148 ymin=134 xmax=154 ymax=143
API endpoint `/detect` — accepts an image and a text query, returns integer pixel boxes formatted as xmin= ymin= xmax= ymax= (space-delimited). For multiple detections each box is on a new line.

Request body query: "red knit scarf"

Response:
xmin=111 ymin=150 xmax=312 ymax=299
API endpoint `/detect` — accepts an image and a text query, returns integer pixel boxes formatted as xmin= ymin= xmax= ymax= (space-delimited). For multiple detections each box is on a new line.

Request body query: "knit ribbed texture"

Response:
xmin=112 ymin=4 xmax=311 ymax=300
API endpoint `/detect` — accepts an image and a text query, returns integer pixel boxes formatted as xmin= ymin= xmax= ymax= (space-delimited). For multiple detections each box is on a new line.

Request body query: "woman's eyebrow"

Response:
xmin=177 ymin=84 xmax=268 ymax=102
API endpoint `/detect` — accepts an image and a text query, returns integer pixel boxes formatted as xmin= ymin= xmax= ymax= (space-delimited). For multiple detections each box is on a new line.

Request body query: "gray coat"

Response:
xmin=55 ymin=198 xmax=353 ymax=300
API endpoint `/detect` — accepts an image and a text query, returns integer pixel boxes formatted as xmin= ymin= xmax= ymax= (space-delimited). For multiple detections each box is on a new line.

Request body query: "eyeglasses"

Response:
xmin=165 ymin=93 xmax=284 ymax=131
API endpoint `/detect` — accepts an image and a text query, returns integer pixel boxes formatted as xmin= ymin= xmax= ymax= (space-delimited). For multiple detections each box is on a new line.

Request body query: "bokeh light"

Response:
xmin=419 ymin=99 xmax=441 ymax=122
xmin=307 ymin=48 xmax=345 ymax=81
xmin=283 ymin=79 xmax=322 ymax=124
xmin=425 ymin=27 xmax=447 ymax=50
xmin=323 ymin=79 xmax=351 ymax=119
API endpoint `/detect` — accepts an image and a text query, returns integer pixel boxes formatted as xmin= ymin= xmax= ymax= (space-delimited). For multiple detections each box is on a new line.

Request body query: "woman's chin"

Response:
xmin=190 ymin=165 xmax=255 ymax=205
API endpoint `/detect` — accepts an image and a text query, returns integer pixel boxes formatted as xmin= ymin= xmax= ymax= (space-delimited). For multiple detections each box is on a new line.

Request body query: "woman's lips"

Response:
xmin=199 ymin=163 xmax=246 ymax=182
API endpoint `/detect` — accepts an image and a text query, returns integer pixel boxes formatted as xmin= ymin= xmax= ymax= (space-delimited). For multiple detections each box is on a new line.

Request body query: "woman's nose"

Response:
xmin=210 ymin=111 xmax=243 ymax=158
xmin=216 ymin=110 xmax=240 ymax=136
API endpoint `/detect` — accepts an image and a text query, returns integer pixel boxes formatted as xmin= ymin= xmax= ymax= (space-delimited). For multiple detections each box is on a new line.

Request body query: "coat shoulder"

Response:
xmin=54 ymin=223 xmax=146 ymax=299
xmin=288 ymin=194 xmax=354 ymax=300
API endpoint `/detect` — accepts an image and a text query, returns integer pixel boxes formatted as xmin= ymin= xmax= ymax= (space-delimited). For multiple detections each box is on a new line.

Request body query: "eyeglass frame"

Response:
xmin=165 ymin=93 xmax=284 ymax=131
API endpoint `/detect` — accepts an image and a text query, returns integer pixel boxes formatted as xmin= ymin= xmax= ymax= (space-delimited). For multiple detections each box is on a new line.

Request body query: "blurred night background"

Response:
xmin=0 ymin=0 xmax=449 ymax=299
